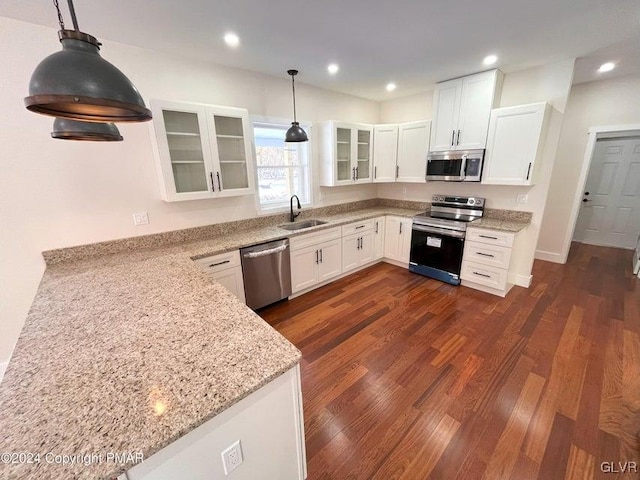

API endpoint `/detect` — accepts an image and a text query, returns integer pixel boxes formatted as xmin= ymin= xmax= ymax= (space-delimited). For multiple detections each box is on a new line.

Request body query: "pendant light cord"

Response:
xmin=67 ymin=0 xmax=80 ymax=30
xmin=291 ymin=74 xmax=297 ymax=123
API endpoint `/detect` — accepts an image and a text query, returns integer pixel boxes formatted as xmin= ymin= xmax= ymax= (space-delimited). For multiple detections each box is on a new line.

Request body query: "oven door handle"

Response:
xmin=412 ymin=224 xmax=465 ymax=239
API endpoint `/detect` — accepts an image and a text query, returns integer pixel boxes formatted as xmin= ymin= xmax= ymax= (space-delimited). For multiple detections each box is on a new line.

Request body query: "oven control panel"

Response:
xmin=432 ymin=195 xmax=485 ymax=208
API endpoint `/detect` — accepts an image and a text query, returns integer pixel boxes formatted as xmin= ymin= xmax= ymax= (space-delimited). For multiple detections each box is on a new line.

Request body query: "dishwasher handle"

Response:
xmin=242 ymin=244 xmax=288 ymax=258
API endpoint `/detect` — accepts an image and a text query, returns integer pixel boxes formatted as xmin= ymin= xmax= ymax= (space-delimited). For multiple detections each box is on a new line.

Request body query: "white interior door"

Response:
xmin=574 ymin=137 xmax=640 ymax=249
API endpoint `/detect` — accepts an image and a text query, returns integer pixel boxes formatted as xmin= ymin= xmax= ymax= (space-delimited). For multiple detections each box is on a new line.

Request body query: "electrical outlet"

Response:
xmin=221 ymin=440 xmax=243 ymax=475
xmin=133 ymin=212 xmax=149 ymax=226
xmin=516 ymin=194 xmax=528 ymax=205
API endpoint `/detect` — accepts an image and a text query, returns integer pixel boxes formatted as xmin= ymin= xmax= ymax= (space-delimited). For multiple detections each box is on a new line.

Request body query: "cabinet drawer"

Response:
xmin=461 ymin=260 xmax=508 ymax=290
xmin=193 ymin=250 xmax=241 ymax=274
xmin=466 ymin=227 xmax=514 ymax=248
xmin=341 ymin=219 xmax=374 ymax=236
xmin=463 ymin=240 xmax=512 ymax=269
xmin=290 ymin=227 xmax=341 ymax=251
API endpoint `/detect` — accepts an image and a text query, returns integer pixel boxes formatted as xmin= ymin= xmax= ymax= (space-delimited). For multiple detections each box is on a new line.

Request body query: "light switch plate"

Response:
xmin=133 ymin=212 xmax=149 ymax=226
xmin=516 ymin=194 xmax=528 ymax=204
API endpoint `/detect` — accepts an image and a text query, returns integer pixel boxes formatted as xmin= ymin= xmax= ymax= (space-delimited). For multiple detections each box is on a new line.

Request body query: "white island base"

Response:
xmin=120 ymin=366 xmax=306 ymax=480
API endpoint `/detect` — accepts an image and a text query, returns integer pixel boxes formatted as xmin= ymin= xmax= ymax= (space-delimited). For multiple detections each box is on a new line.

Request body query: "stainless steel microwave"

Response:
xmin=426 ymin=149 xmax=485 ymax=182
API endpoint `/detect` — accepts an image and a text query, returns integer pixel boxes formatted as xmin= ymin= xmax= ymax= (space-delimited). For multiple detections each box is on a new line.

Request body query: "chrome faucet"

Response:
xmin=290 ymin=195 xmax=301 ymax=222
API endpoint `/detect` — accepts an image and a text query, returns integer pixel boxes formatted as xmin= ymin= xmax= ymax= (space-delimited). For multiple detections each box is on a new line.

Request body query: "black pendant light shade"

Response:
xmin=24 ymin=1 xmax=151 ymax=124
xmin=285 ymin=69 xmax=308 ymax=143
xmin=25 ymin=30 xmax=151 ymax=123
xmin=285 ymin=122 xmax=308 ymax=143
xmin=51 ymin=117 xmax=123 ymax=141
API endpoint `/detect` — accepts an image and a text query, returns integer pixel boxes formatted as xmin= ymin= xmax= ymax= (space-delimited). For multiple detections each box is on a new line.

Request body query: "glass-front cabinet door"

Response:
xmin=336 ymin=127 xmax=353 ymax=182
xmin=150 ymin=100 xmax=254 ymax=201
xmin=207 ymin=106 xmax=253 ymax=196
xmin=356 ymin=128 xmax=372 ymax=182
xmin=320 ymin=121 xmax=374 ymax=186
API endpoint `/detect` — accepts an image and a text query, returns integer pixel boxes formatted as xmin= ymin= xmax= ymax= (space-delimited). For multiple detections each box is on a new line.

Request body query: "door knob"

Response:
xmin=584 ymin=192 xmax=590 ymax=195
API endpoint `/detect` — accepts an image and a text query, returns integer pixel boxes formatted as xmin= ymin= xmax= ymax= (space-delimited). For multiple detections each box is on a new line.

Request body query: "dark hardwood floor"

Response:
xmin=259 ymin=242 xmax=640 ymax=479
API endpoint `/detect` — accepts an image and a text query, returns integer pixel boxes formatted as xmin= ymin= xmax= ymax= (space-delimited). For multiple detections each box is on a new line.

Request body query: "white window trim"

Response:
xmin=251 ymin=115 xmax=314 ymax=216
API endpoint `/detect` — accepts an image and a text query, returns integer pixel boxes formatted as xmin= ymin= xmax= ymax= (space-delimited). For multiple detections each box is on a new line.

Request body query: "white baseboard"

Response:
xmin=0 ymin=361 xmax=7 ymax=383
xmin=512 ymin=274 xmax=533 ymax=288
xmin=535 ymin=250 xmax=565 ymax=264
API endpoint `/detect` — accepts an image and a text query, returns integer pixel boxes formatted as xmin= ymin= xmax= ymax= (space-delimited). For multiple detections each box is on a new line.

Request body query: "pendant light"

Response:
xmin=285 ymin=69 xmax=308 ymax=143
xmin=51 ymin=118 xmax=123 ymax=141
xmin=24 ymin=0 xmax=152 ymax=123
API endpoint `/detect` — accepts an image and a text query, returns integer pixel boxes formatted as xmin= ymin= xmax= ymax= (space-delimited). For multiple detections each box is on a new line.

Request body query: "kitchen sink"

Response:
xmin=279 ymin=219 xmax=328 ymax=231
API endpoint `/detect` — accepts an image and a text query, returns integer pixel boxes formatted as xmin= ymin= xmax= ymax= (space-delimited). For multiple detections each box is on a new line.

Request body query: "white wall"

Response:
xmin=0 ymin=17 xmax=380 ymax=364
xmin=537 ymin=74 xmax=640 ymax=262
xmin=377 ymin=59 xmax=576 ymax=284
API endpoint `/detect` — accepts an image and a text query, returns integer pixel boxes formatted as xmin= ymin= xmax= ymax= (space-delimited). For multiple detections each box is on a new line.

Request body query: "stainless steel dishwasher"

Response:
xmin=240 ymin=238 xmax=292 ymax=310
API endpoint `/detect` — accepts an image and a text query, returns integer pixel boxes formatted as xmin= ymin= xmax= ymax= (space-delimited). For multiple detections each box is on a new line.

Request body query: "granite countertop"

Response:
xmin=470 ymin=217 xmax=530 ymax=233
xmin=0 ymin=205 xmax=421 ymax=480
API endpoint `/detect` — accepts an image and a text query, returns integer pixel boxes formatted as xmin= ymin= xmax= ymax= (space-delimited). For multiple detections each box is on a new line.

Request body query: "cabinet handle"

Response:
xmin=352 ymin=167 xmax=356 ymax=181
xmin=476 ymin=252 xmax=495 ymax=258
xmin=396 ymin=165 xmax=399 ymax=178
xmin=456 ymin=130 xmax=461 ymax=146
xmin=451 ymin=130 xmax=455 ymax=147
xmin=355 ymin=166 xmax=359 ymax=179
xmin=526 ymin=163 xmax=532 ymax=181
xmin=479 ymin=234 xmax=498 ymax=240
xmin=210 ymin=171 xmax=215 ymax=192
xmin=319 ymin=248 xmax=323 ymax=263
xmin=399 ymin=223 xmax=403 ymax=234
xmin=473 ymin=271 xmax=492 ymax=278
xmin=374 ymin=166 xmax=377 ymax=179
xmin=216 ymin=171 xmax=222 ymax=190
xmin=375 ymin=221 xmax=379 ymax=234
xmin=356 ymin=225 xmax=365 ymax=229
xmin=315 ymin=250 xmax=319 ymax=264
xmin=208 ymin=260 xmax=230 ymax=267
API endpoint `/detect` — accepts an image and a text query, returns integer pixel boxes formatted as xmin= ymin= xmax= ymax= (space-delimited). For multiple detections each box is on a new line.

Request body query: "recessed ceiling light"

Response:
xmin=327 ymin=64 xmax=339 ymax=75
xmin=224 ymin=32 xmax=240 ymax=48
xmin=598 ymin=62 xmax=615 ymax=73
xmin=483 ymin=54 xmax=498 ymax=66
xmin=386 ymin=83 xmax=397 ymax=92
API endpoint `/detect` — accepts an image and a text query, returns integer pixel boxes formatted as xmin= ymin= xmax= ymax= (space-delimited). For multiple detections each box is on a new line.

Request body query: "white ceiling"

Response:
xmin=1 ymin=0 xmax=639 ymax=100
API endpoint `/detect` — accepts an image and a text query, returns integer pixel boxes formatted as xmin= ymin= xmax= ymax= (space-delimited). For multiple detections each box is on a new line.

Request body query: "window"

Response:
xmin=253 ymin=122 xmax=311 ymax=212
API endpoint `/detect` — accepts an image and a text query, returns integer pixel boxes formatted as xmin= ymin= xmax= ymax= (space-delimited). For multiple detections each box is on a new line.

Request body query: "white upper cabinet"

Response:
xmin=372 ymin=121 xmax=431 ymax=183
xmin=320 ymin=121 xmax=374 ymax=186
xmin=373 ymin=125 xmax=398 ymax=183
xmin=396 ymin=120 xmax=431 ymax=182
xmin=482 ymin=102 xmax=550 ymax=186
xmin=430 ymin=70 xmax=503 ymax=152
xmin=150 ymin=100 xmax=255 ymax=202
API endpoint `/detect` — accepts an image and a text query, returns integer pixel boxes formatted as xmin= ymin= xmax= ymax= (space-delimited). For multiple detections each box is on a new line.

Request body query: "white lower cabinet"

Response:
xmin=290 ymin=227 xmax=342 ymax=294
xmin=384 ymin=216 xmax=412 ymax=264
xmin=193 ymin=250 xmax=246 ymax=303
xmin=288 ymin=216 xmax=414 ymax=296
xmin=461 ymin=227 xmax=521 ymax=297
xmin=373 ymin=216 xmax=385 ymax=260
xmin=342 ymin=220 xmax=375 ymax=274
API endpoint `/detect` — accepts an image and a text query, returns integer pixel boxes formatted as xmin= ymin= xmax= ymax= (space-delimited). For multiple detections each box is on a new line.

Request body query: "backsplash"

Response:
xmin=42 ymin=198 xmax=529 ymax=266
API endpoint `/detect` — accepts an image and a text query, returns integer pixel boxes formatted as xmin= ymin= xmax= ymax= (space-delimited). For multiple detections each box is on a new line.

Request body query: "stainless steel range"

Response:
xmin=409 ymin=194 xmax=485 ymax=285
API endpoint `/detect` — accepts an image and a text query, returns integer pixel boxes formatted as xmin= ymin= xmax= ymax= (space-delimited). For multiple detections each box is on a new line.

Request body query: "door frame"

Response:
xmin=562 ymin=123 xmax=640 ymax=262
